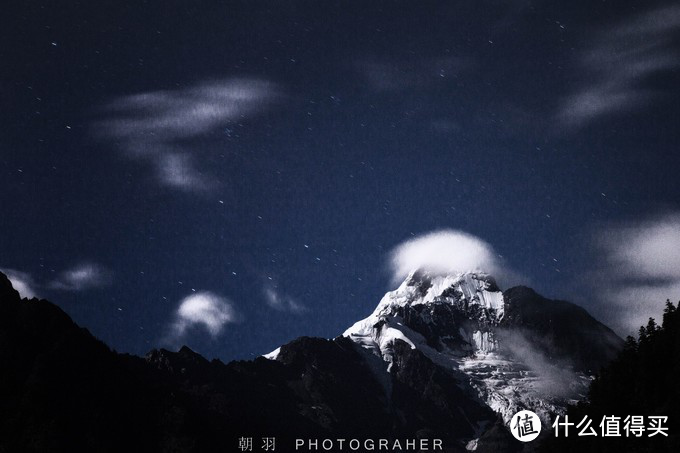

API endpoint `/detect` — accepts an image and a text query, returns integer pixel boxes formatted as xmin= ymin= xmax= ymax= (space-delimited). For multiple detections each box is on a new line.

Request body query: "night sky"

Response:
xmin=2 ymin=0 xmax=680 ymax=361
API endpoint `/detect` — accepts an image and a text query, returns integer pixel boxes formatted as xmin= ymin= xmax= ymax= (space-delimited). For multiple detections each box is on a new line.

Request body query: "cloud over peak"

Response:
xmin=388 ymin=230 xmax=517 ymax=287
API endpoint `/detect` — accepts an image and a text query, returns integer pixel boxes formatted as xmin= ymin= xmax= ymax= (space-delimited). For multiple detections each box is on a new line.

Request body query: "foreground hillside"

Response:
xmin=0 ymin=270 xmax=624 ymax=452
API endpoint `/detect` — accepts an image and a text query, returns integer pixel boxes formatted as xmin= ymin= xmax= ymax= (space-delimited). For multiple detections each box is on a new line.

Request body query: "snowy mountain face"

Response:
xmin=342 ymin=270 xmax=616 ymax=426
xmin=344 ymin=270 xmax=504 ymax=362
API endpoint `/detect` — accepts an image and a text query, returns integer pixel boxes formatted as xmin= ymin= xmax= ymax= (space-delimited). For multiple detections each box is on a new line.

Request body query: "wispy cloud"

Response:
xmin=2 ymin=262 xmax=111 ymax=296
xmin=48 ymin=262 xmax=112 ymax=291
xmin=557 ymin=5 xmax=680 ymax=130
xmin=0 ymin=268 xmax=40 ymax=299
xmin=388 ymin=229 xmax=522 ymax=288
xmin=169 ymin=292 xmax=238 ymax=341
xmin=497 ymin=329 xmax=581 ymax=399
xmin=96 ymin=78 xmax=280 ymax=193
xmin=590 ymin=212 xmax=680 ymax=335
xmin=156 ymin=152 xmax=214 ymax=192
xmin=264 ymin=287 xmax=306 ymax=314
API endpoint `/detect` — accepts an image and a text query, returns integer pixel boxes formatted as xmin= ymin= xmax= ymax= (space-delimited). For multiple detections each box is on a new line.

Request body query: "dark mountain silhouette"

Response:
xmin=0 ymin=271 xmax=493 ymax=452
xmin=502 ymin=286 xmax=623 ymax=373
xmin=0 ymin=271 xmax=624 ymax=452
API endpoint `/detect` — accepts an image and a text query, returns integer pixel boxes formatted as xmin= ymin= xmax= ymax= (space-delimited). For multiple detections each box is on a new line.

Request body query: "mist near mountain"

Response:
xmin=495 ymin=329 xmax=580 ymax=399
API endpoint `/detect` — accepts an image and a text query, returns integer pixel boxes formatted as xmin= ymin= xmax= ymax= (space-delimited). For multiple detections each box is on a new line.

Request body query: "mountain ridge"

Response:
xmin=0 ymin=270 xmax=622 ymax=452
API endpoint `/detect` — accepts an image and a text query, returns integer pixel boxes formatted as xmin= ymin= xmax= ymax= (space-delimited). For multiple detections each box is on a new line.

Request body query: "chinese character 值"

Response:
xmin=600 ymin=415 xmax=622 ymax=437
xmin=513 ymin=413 xmax=539 ymax=438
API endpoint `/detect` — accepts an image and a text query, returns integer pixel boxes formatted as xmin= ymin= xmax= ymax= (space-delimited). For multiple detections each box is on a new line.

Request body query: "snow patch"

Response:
xmin=263 ymin=347 xmax=281 ymax=360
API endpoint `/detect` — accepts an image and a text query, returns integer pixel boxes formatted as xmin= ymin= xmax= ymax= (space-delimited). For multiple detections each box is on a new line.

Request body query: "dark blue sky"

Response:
xmin=2 ymin=0 xmax=680 ymax=360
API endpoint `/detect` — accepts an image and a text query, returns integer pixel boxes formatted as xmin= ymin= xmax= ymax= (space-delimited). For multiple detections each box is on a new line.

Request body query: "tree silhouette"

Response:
xmin=543 ymin=299 xmax=680 ymax=452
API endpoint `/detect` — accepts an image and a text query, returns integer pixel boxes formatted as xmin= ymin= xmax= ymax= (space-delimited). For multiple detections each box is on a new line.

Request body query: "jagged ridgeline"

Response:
xmin=1 ymin=270 xmax=623 ymax=452
xmin=542 ymin=300 xmax=680 ymax=453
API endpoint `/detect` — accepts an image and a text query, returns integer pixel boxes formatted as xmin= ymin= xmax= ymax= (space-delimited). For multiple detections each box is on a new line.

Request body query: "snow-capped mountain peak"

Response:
xmin=373 ymin=269 xmax=504 ymax=318
xmin=261 ymin=269 xmax=622 ymax=432
xmin=344 ymin=269 xmax=505 ymax=362
xmin=342 ymin=269 xmax=613 ymax=428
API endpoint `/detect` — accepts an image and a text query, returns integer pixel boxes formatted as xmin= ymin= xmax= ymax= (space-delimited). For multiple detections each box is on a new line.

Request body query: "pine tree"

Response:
xmin=543 ymin=298 xmax=680 ymax=452
xmin=644 ymin=317 xmax=658 ymax=338
xmin=623 ymin=335 xmax=637 ymax=352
